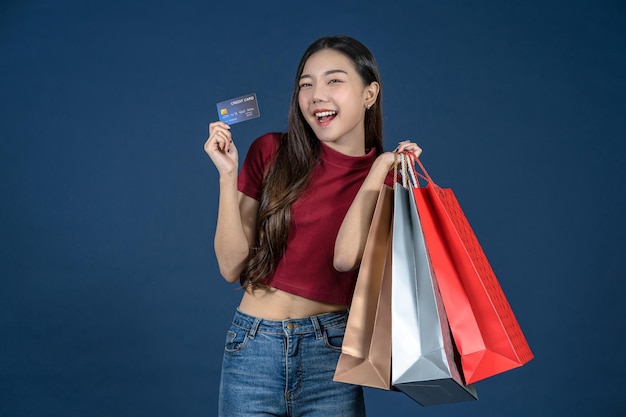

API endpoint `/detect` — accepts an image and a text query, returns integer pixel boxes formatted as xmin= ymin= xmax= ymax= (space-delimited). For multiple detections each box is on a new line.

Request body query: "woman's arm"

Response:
xmin=213 ymin=178 xmax=259 ymax=282
xmin=333 ymin=153 xmax=393 ymax=272
xmin=334 ymin=142 xmax=421 ymax=272
xmin=205 ymin=122 xmax=259 ymax=283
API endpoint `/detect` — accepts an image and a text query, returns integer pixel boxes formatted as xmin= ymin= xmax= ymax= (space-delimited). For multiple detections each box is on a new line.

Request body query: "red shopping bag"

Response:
xmin=410 ymin=157 xmax=533 ymax=384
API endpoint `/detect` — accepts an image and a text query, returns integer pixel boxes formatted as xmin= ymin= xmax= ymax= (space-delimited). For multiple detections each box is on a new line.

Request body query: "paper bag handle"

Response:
xmin=394 ymin=151 xmax=428 ymax=189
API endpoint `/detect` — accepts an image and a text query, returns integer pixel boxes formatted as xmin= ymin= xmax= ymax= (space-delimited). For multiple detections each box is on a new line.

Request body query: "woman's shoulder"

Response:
xmin=247 ymin=132 xmax=283 ymax=159
xmin=242 ymin=132 xmax=284 ymax=168
xmin=239 ymin=133 xmax=284 ymax=196
xmin=252 ymin=132 xmax=283 ymax=147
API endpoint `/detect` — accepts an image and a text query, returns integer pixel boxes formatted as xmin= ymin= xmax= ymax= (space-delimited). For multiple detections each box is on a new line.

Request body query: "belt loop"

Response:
xmin=311 ymin=315 xmax=323 ymax=340
xmin=248 ymin=317 xmax=261 ymax=339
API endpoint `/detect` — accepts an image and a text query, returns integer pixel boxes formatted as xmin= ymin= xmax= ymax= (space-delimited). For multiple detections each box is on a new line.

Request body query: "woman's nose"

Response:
xmin=312 ymin=85 xmax=327 ymax=103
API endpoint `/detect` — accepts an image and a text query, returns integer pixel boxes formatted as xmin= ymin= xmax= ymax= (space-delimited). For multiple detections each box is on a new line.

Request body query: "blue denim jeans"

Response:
xmin=218 ymin=309 xmax=366 ymax=417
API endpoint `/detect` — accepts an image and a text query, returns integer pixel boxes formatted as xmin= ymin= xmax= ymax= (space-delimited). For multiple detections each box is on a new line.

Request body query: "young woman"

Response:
xmin=205 ymin=35 xmax=421 ymax=417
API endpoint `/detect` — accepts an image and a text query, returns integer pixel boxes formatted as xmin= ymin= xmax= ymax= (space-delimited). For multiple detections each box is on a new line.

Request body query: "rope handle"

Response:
xmin=393 ymin=151 xmax=430 ymax=189
xmin=393 ymin=152 xmax=411 ymax=187
xmin=393 ymin=152 xmax=398 ymax=185
xmin=413 ymin=156 xmax=434 ymax=184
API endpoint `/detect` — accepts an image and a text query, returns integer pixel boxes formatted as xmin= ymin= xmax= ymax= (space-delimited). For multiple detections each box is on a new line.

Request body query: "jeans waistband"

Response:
xmin=232 ymin=308 xmax=348 ymax=338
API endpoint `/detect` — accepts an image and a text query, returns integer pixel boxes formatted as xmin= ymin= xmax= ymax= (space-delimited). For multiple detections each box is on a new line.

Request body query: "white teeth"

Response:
xmin=315 ymin=111 xmax=337 ymax=117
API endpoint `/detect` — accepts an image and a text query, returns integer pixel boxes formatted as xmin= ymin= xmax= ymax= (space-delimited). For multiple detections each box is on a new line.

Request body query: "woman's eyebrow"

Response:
xmin=300 ymin=69 xmax=349 ymax=80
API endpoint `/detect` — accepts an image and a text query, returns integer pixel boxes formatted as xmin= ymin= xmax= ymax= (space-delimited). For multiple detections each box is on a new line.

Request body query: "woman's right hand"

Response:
xmin=204 ymin=121 xmax=238 ymax=175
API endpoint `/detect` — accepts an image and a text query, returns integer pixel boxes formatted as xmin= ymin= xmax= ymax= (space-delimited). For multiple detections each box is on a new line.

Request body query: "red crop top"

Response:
xmin=237 ymin=132 xmax=380 ymax=305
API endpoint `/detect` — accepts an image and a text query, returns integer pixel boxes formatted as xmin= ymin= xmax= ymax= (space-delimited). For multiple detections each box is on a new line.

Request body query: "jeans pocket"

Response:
xmin=224 ymin=325 xmax=249 ymax=354
xmin=323 ymin=324 xmax=346 ymax=352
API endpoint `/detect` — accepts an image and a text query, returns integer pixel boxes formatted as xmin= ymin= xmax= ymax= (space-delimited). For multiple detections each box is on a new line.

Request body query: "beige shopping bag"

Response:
xmin=333 ymin=184 xmax=393 ymax=390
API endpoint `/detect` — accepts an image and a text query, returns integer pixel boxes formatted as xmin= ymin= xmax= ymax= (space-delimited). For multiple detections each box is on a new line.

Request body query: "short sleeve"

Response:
xmin=384 ymin=170 xmax=395 ymax=187
xmin=237 ymin=132 xmax=281 ymax=200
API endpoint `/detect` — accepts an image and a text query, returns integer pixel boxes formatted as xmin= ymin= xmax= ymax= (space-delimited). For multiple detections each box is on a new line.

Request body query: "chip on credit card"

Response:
xmin=216 ymin=93 xmax=260 ymax=125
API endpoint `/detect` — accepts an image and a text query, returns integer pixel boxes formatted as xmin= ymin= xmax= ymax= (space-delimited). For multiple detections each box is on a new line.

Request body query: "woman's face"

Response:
xmin=298 ymin=48 xmax=379 ymax=155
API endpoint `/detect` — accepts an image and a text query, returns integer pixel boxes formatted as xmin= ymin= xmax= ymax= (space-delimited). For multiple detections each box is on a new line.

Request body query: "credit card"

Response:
xmin=216 ymin=93 xmax=260 ymax=125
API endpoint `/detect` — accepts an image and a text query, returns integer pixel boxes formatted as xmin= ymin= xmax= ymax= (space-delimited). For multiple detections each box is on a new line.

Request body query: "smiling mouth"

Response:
xmin=315 ymin=110 xmax=337 ymax=124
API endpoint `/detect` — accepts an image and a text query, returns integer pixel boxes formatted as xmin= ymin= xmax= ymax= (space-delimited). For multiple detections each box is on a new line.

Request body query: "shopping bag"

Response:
xmin=391 ymin=155 xmax=477 ymax=406
xmin=411 ymin=157 xmax=534 ymax=385
xmin=334 ymin=184 xmax=394 ymax=390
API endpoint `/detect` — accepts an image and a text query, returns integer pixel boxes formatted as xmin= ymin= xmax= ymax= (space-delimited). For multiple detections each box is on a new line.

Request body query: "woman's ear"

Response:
xmin=364 ymin=81 xmax=380 ymax=108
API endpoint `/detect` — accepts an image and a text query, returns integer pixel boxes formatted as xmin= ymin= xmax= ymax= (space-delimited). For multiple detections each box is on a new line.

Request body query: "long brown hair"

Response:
xmin=240 ymin=35 xmax=384 ymax=289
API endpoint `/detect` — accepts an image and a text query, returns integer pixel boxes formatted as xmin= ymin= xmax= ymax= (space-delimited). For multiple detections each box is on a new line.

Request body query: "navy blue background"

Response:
xmin=2 ymin=1 xmax=625 ymax=416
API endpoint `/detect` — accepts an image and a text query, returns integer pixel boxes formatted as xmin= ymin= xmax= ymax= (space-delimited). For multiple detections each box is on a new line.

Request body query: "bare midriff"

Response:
xmin=238 ymin=287 xmax=348 ymax=321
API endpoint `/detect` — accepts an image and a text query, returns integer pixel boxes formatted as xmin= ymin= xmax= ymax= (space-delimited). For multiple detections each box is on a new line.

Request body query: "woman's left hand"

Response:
xmin=395 ymin=140 xmax=422 ymax=157
xmin=375 ymin=140 xmax=423 ymax=171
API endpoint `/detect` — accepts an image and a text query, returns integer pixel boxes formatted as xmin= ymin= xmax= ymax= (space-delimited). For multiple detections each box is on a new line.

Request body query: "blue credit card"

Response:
xmin=216 ymin=93 xmax=260 ymax=125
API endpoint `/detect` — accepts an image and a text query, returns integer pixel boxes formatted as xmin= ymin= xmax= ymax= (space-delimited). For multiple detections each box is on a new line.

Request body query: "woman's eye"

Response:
xmin=299 ymin=83 xmax=312 ymax=88
xmin=329 ymin=79 xmax=342 ymax=84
